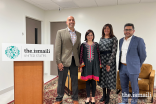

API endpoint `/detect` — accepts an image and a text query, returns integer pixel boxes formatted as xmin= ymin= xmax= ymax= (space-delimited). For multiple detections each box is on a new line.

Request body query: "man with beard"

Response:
xmin=119 ymin=23 xmax=146 ymax=104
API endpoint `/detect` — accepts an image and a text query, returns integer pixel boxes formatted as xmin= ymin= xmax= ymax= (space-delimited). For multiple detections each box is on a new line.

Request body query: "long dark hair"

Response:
xmin=102 ymin=24 xmax=115 ymax=38
xmin=84 ymin=29 xmax=95 ymax=42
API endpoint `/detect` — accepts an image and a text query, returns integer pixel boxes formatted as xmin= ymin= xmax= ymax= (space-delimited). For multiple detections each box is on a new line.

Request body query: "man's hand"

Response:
xmin=106 ymin=65 xmax=110 ymax=72
xmin=79 ymin=67 xmax=82 ymax=72
xmin=58 ymin=63 xmax=64 ymax=71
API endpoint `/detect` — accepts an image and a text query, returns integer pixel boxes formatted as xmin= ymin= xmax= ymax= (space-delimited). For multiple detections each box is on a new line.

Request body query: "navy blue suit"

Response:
xmin=118 ymin=35 xmax=146 ymax=104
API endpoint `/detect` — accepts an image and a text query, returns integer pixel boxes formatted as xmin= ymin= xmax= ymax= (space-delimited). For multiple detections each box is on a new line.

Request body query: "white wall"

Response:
xmin=45 ymin=3 xmax=156 ymax=84
xmin=0 ymin=0 xmax=45 ymax=92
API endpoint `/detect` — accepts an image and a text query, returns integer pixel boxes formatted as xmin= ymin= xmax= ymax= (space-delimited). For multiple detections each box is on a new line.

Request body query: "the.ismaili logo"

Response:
xmin=5 ymin=46 xmax=20 ymax=59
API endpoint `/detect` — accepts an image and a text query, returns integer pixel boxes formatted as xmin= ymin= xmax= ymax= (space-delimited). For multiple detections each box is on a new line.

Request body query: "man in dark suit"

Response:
xmin=54 ymin=16 xmax=81 ymax=104
xmin=119 ymin=23 xmax=146 ymax=104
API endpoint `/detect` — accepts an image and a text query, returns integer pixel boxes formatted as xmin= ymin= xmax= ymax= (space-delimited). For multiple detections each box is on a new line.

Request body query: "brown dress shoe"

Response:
xmin=54 ymin=101 xmax=62 ymax=104
xmin=73 ymin=100 xmax=79 ymax=104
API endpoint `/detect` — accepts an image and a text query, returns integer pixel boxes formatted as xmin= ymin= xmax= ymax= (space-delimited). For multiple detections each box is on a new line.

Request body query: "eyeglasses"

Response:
xmin=124 ymin=29 xmax=133 ymax=32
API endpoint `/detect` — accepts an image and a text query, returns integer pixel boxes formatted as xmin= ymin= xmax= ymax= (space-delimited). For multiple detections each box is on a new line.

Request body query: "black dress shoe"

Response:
xmin=105 ymin=95 xmax=110 ymax=104
xmin=91 ymin=102 xmax=95 ymax=104
xmin=85 ymin=102 xmax=89 ymax=104
xmin=99 ymin=95 xmax=106 ymax=102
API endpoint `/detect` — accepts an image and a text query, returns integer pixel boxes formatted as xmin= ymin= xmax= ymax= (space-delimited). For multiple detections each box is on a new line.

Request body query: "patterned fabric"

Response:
xmin=8 ymin=77 xmax=154 ymax=104
xmin=68 ymin=28 xmax=77 ymax=56
xmin=68 ymin=28 xmax=77 ymax=45
xmin=98 ymin=36 xmax=118 ymax=89
xmin=79 ymin=42 xmax=102 ymax=81
xmin=84 ymin=42 xmax=95 ymax=62
xmin=79 ymin=44 xmax=84 ymax=68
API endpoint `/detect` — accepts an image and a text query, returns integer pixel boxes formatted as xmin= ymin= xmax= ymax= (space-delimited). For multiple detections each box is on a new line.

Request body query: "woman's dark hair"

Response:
xmin=102 ymin=24 xmax=115 ymax=38
xmin=84 ymin=29 xmax=95 ymax=42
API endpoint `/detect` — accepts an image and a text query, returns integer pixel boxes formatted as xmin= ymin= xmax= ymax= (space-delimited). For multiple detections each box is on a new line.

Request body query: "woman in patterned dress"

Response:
xmin=98 ymin=24 xmax=118 ymax=104
xmin=79 ymin=29 xmax=102 ymax=104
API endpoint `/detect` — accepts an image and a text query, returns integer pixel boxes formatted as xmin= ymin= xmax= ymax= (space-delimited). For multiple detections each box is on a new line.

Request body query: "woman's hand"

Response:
xmin=79 ymin=67 xmax=83 ymax=72
xmin=106 ymin=65 xmax=110 ymax=72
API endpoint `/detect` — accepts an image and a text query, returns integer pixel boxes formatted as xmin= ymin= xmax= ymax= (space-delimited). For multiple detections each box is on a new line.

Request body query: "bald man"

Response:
xmin=54 ymin=16 xmax=81 ymax=104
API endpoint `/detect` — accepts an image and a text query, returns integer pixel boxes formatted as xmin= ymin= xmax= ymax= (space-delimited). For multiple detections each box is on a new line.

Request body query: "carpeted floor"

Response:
xmin=8 ymin=76 xmax=155 ymax=104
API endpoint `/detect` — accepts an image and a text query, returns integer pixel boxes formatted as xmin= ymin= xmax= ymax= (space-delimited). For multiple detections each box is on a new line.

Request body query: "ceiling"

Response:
xmin=24 ymin=0 xmax=156 ymax=10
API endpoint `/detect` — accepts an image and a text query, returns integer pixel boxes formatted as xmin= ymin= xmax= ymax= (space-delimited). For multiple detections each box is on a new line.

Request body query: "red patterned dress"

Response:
xmin=79 ymin=42 xmax=102 ymax=81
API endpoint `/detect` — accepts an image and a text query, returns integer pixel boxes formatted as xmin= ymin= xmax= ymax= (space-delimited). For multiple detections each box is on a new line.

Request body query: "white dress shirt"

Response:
xmin=67 ymin=27 xmax=77 ymax=56
xmin=121 ymin=35 xmax=133 ymax=63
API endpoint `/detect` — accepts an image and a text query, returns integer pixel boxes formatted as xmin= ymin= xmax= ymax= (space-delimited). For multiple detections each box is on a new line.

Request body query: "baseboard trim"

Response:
xmin=0 ymin=86 xmax=14 ymax=95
